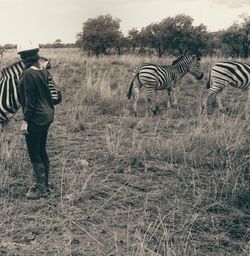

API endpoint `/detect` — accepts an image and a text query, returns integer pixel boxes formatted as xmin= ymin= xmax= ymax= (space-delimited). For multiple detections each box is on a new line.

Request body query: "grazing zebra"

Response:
xmin=0 ymin=57 xmax=60 ymax=130
xmin=202 ymin=61 xmax=250 ymax=113
xmin=127 ymin=54 xmax=203 ymax=115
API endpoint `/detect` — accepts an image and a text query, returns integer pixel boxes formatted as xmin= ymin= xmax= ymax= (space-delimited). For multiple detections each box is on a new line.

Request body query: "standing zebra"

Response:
xmin=202 ymin=61 xmax=250 ymax=113
xmin=127 ymin=54 xmax=203 ymax=115
xmin=0 ymin=57 xmax=60 ymax=130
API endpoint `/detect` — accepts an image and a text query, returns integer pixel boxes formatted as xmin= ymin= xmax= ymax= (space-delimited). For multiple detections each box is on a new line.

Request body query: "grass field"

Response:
xmin=0 ymin=48 xmax=249 ymax=255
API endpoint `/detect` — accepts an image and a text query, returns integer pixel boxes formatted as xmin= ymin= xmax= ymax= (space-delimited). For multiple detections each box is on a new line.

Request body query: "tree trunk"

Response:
xmin=242 ymin=33 xmax=249 ymax=58
xmin=117 ymin=46 xmax=121 ymax=55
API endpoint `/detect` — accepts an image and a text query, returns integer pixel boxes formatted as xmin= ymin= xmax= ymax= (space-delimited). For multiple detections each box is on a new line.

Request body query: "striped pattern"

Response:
xmin=202 ymin=61 xmax=250 ymax=112
xmin=127 ymin=54 xmax=203 ymax=115
xmin=0 ymin=57 xmax=59 ymax=125
xmin=0 ymin=60 xmax=24 ymax=123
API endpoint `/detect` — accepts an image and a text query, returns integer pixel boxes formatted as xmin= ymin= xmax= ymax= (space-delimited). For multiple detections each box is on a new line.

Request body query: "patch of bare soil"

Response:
xmin=0 ymin=105 xmax=249 ymax=256
xmin=0 ymin=57 xmax=249 ymax=255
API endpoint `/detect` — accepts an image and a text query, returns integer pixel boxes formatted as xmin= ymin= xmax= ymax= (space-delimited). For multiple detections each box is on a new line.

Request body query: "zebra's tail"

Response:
xmin=127 ymin=65 xmax=142 ymax=99
xmin=127 ymin=75 xmax=136 ymax=100
xmin=206 ymin=70 xmax=211 ymax=89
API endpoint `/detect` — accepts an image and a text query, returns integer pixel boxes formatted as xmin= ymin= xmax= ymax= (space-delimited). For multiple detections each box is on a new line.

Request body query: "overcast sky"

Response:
xmin=0 ymin=0 xmax=249 ymax=45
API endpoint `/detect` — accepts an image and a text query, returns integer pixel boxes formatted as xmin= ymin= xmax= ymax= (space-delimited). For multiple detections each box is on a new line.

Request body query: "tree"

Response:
xmin=162 ymin=14 xmax=208 ymax=55
xmin=221 ymin=15 xmax=250 ymax=57
xmin=137 ymin=14 xmax=208 ymax=57
xmin=75 ymin=32 xmax=83 ymax=47
xmin=189 ymin=24 xmax=208 ymax=55
xmin=53 ymin=39 xmax=63 ymax=48
xmin=127 ymin=28 xmax=140 ymax=53
xmin=240 ymin=14 xmax=250 ymax=58
xmin=80 ymin=14 xmax=123 ymax=56
xmin=116 ymin=35 xmax=131 ymax=55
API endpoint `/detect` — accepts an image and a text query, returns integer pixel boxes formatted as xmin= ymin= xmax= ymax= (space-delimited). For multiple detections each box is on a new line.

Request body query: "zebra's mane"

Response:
xmin=172 ymin=54 xmax=190 ymax=65
xmin=0 ymin=60 xmax=23 ymax=79
xmin=1 ymin=60 xmax=23 ymax=71
xmin=0 ymin=56 xmax=50 ymax=77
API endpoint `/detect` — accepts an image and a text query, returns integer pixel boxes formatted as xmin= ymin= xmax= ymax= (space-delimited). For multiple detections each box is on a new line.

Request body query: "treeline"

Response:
xmin=0 ymin=40 xmax=77 ymax=50
xmin=76 ymin=13 xmax=250 ymax=58
xmin=1 ymin=14 xmax=249 ymax=58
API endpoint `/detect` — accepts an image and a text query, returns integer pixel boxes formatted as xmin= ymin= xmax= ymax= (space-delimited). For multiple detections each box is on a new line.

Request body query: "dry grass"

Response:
xmin=0 ymin=49 xmax=249 ymax=255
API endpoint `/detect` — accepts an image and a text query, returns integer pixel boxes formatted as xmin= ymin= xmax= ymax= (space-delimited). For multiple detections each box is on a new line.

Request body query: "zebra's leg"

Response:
xmin=202 ymin=91 xmax=217 ymax=114
xmin=132 ymin=83 xmax=140 ymax=116
xmin=166 ymin=89 xmax=178 ymax=109
xmin=201 ymin=96 xmax=207 ymax=114
xmin=147 ymin=89 xmax=159 ymax=115
xmin=202 ymin=92 xmax=217 ymax=114
xmin=202 ymin=83 xmax=224 ymax=114
xmin=166 ymin=90 xmax=172 ymax=109
xmin=215 ymin=89 xmax=226 ymax=113
xmin=170 ymin=88 xmax=179 ymax=108
xmin=0 ymin=122 xmax=7 ymax=132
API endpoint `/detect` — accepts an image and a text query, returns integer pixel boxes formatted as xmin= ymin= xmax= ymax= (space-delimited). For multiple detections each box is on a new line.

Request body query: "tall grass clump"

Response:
xmin=0 ymin=127 xmax=28 ymax=199
xmin=0 ymin=49 xmax=249 ymax=255
xmin=126 ymin=113 xmax=249 ymax=207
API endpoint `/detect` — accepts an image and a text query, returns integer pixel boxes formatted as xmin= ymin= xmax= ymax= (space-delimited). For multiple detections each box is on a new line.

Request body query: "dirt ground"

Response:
xmin=0 ymin=52 xmax=249 ymax=255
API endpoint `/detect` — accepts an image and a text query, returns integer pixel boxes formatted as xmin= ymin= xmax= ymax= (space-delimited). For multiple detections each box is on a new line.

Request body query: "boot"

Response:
xmin=26 ymin=163 xmax=48 ymax=200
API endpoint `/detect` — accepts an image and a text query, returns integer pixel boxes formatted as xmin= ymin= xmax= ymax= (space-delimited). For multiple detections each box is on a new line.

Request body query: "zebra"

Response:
xmin=0 ymin=57 xmax=60 ymax=130
xmin=127 ymin=54 xmax=203 ymax=115
xmin=202 ymin=61 xmax=250 ymax=113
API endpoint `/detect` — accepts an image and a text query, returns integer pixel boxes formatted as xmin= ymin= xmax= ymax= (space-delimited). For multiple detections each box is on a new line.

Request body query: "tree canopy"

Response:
xmin=77 ymin=13 xmax=250 ymax=58
xmin=221 ymin=15 xmax=250 ymax=58
xmin=81 ymin=14 xmax=122 ymax=55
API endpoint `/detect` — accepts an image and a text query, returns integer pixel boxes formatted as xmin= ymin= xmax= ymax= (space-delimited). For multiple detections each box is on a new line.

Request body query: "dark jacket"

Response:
xmin=18 ymin=67 xmax=55 ymax=126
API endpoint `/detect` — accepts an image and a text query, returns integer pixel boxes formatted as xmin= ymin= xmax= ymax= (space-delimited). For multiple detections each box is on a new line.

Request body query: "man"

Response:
xmin=17 ymin=41 xmax=61 ymax=199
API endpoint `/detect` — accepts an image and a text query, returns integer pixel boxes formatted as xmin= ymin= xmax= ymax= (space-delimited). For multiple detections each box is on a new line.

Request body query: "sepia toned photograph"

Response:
xmin=0 ymin=0 xmax=249 ymax=255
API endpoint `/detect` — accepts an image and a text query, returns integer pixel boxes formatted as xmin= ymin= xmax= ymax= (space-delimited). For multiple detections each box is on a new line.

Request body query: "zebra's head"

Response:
xmin=39 ymin=57 xmax=51 ymax=69
xmin=172 ymin=54 xmax=203 ymax=80
xmin=187 ymin=55 xmax=203 ymax=80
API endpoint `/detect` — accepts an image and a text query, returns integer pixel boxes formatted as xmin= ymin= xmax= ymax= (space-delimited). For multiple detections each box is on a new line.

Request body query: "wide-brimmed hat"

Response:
xmin=17 ymin=41 xmax=40 ymax=56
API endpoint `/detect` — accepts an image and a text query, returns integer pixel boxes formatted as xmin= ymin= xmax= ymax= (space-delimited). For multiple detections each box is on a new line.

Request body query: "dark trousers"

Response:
xmin=25 ymin=123 xmax=50 ymax=165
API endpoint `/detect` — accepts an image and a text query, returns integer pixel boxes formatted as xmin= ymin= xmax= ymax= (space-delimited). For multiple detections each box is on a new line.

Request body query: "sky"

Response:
xmin=0 ymin=0 xmax=249 ymax=45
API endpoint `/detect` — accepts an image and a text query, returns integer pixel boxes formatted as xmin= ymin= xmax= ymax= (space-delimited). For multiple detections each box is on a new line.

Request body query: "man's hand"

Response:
xmin=21 ymin=121 xmax=28 ymax=135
